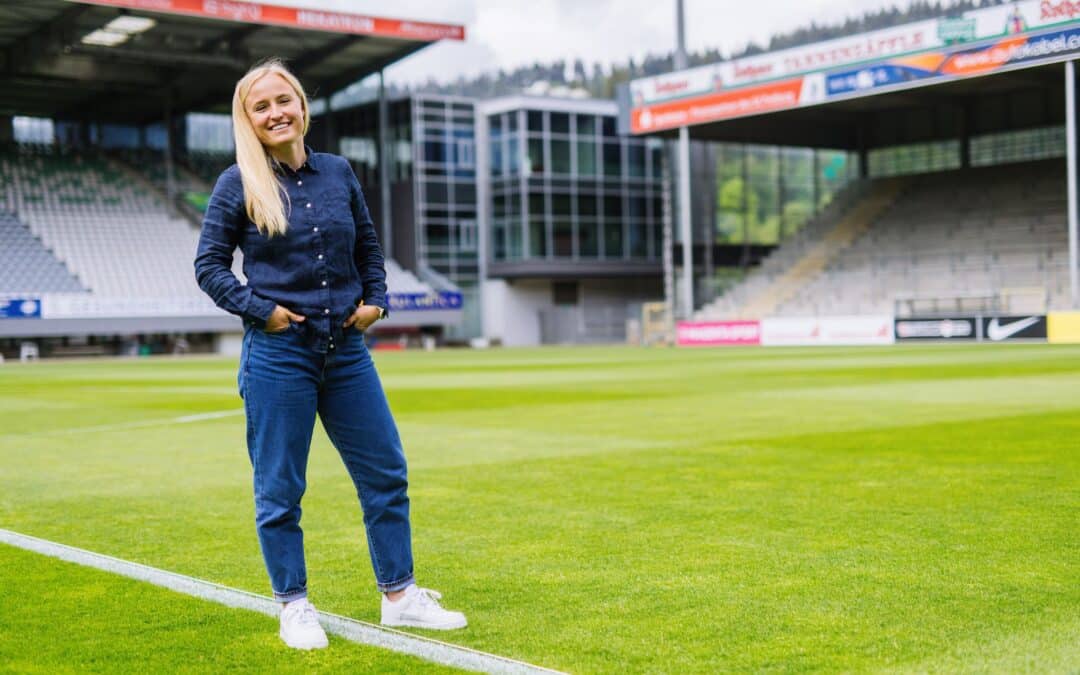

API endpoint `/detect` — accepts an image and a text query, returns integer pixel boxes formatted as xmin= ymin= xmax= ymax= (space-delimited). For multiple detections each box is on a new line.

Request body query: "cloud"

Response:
xmin=266 ymin=0 xmax=920 ymax=87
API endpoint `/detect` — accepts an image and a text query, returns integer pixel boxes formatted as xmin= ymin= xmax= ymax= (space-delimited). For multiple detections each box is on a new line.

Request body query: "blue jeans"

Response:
xmin=238 ymin=323 xmax=414 ymax=601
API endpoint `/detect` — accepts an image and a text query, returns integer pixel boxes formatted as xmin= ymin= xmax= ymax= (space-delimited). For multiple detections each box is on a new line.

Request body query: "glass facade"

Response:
xmin=714 ymin=144 xmax=856 ymax=246
xmin=413 ymin=98 xmax=478 ymax=283
xmin=488 ymin=106 xmax=664 ymax=263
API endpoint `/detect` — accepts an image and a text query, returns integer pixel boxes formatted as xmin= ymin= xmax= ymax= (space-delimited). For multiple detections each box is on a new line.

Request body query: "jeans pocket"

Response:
xmin=262 ymin=321 xmax=294 ymax=335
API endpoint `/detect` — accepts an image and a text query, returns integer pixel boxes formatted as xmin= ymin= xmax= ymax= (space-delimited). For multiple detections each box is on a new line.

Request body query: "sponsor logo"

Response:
xmin=733 ymin=63 xmax=773 ymax=80
xmin=895 ymin=319 xmax=974 ymax=339
xmin=677 ymin=321 xmax=761 ymax=345
xmin=0 ymin=298 xmax=41 ymax=319
xmin=938 ymin=17 xmax=976 ymax=43
xmin=296 ymin=10 xmax=375 ymax=33
xmin=781 ymin=30 xmax=927 ymax=72
xmin=987 ymin=316 xmax=1040 ymax=340
xmin=1042 ymin=0 xmax=1080 ymax=21
xmin=203 ymin=0 xmax=262 ymax=22
xmin=653 ymin=79 xmax=692 ymax=98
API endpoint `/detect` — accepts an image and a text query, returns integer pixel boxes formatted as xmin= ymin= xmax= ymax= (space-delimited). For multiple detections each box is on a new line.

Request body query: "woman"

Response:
xmin=194 ymin=59 xmax=466 ymax=650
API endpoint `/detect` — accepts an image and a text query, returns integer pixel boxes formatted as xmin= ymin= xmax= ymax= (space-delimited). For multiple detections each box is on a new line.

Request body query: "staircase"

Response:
xmin=707 ymin=178 xmax=908 ymax=320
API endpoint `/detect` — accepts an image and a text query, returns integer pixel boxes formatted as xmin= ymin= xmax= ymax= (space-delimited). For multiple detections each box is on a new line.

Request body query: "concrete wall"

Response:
xmin=482 ymin=276 xmax=662 ymax=346
xmin=481 ymin=279 xmax=550 ymax=346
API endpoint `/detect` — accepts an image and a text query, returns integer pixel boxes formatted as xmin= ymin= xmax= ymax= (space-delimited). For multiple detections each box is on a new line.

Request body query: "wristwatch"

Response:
xmin=373 ymin=305 xmax=385 ymax=320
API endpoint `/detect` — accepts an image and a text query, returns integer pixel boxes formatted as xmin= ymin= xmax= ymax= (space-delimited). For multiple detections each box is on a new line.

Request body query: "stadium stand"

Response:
xmin=0 ymin=144 xmax=208 ymax=299
xmin=0 ymin=143 xmax=435 ymax=307
xmin=700 ymin=160 xmax=1070 ymax=319
xmin=0 ymin=209 xmax=87 ymax=293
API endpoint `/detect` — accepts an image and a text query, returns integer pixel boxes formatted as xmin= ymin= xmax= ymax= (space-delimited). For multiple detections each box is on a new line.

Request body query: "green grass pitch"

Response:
xmin=1 ymin=343 xmax=1078 ymax=673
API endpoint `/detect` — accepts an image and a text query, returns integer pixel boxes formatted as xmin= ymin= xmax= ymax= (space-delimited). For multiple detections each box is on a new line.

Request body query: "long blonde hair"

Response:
xmin=231 ymin=58 xmax=311 ymax=237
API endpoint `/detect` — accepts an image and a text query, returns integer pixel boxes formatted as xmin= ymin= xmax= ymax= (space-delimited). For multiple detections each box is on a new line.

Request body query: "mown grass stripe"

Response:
xmin=0 ymin=528 xmax=564 ymax=675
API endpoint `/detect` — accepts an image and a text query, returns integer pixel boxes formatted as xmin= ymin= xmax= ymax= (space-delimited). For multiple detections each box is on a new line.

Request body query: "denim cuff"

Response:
xmin=377 ymin=574 xmax=415 ymax=593
xmin=274 ymin=586 xmax=308 ymax=603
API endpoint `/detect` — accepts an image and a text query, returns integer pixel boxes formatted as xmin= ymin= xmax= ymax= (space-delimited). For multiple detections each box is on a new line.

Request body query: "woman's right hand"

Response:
xmin=265 ymin=305 xmax=305 ymax=333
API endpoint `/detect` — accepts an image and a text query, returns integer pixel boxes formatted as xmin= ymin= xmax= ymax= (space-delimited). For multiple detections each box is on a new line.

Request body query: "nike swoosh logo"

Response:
xmin=987 ymin=316 xmax=1040 ymax=341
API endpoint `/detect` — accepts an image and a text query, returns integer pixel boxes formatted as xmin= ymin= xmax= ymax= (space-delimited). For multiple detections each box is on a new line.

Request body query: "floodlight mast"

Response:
xmin=1068 ymin=60 xmax=1079 ymax=308
xmin=675 ymin=0 xmax=693 ymax=320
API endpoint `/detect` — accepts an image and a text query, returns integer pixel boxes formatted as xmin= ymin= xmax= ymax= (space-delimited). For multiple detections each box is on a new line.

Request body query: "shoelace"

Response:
xmin=288 ymin=601 xmax=321 ymax=626
xmin=413 ymin=587 xmax=444 ymax=608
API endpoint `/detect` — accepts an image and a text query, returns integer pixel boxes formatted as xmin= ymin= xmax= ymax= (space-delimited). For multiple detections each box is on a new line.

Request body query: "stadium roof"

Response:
xmin=622 ymin=1 xmax=1080 ymax=150
xmin=0 ymin=0 xmax=465 ymax=124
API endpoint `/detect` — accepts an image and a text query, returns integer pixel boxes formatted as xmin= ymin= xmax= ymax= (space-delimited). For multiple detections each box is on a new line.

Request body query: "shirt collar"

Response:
xmin=271 ymin=145 xmax=321 ymax=176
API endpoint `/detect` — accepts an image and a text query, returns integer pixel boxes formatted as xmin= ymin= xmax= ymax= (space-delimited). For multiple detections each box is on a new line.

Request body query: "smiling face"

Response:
xmin=244 ymin=72 xmax=306 ymax=153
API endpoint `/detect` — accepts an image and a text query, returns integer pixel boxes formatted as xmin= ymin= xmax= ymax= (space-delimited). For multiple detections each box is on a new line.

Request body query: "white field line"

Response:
xmin=0 ymin=529 xmax=565 ymax=675
xmin=4 ymin=409 xmax=244 ymax=438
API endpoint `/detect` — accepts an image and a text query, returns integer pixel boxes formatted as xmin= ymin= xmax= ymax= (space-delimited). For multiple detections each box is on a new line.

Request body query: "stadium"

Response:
xmin=1 ymin=0 xmax=1078 ymax=673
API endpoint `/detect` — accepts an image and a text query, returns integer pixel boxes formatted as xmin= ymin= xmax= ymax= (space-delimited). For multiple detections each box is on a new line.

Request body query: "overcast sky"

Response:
xmin=268 ymin=0 xmax=919 ymax=85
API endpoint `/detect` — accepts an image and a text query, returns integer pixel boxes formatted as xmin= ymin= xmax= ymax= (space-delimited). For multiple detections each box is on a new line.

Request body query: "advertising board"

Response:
xmin=981 ymin=315 xmax=1048 ymax=341
xmin=69 ymin=0 xmax=466 ymax=41
xmin=760 ymin=316 xmax=894 ymax=346
xmin=0 ymin=298 xmax=42 ymax=319
xmin=628 ymin=0 xmax=1080 ymax=133
xmin=1048 ymin=311 xmax=1080 ymax=343
xmin=894 ymin=317 xmax=979 ymax=340
xmin=676 ymin=320 xmax=761 ymax=346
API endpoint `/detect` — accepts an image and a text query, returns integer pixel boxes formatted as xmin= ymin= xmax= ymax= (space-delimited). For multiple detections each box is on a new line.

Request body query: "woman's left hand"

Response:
xmin=344 ymin=303 xmax=382 ymax=332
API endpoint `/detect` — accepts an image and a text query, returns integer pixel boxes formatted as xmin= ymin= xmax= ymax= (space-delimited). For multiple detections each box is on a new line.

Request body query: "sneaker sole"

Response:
xmin=381 ymin=617 xmax=468 ymax=630
xmin=279 ymin=632 xmax=330 ymax=649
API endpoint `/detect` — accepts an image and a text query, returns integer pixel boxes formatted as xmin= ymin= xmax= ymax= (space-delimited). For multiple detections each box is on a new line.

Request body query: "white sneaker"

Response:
xmin=279 ymin=598 xmax=329 ymax=650
xmin=381 ymin=584 xmax=467 ymax=630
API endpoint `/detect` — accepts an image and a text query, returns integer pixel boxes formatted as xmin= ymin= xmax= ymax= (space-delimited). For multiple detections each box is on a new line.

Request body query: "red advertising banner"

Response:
xmin=677 ymin=320 xmax=761 ymax=346
xmin=69 ymin=0 xmax=465 ymax=41
xmin=631 ymin=77 xmax=808 ymax=134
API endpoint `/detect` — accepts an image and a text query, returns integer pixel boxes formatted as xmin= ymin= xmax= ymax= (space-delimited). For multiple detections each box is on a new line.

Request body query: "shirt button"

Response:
xmin=298 ymin=180 xmax=303 ymax=186
xmin=313 ymin=227 xmax=319 ymax=232
xmin=306 ymin=203 xmax=312 ymax=208
xmin=321 ymin=280 xmax=327 ymax=286
xmin=324 ymin=308 xmax=330 ymax=314
xmin=317 ymin=254 xmax=324 ymax=260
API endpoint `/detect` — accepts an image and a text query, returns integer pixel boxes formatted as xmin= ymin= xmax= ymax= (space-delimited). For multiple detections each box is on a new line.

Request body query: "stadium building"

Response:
xmin=624 ymin=0 xmax=1080 ymax=346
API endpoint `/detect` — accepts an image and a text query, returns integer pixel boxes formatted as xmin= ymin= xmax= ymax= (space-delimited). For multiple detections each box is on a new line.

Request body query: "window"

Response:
xmin=552 ymin=281 xmax=579 ymax=305
xmin=551 ymin=139 xmax=571 ymax=174
xmin=425 ymin=182 xmax=448 ymax=204
xmin=458 ymin=219 xmax=477 ymax=252
xmin=490 ymin=139 xmax=503 ymax=177
xmin=454 ymin=182 xmax=476 ymax=204
xmin=527 ymin=138 xmax=545 ymax=174
xmin=603 ymin=142 xmax=621 ymax=177
xmin=423 ymin=140 xmax=446 ymax=163
xmin=578 ymin=193 xmax=597 ymax=217
xmin=604 ymin=221 xmax=624 ymax=259
xmin=553 ymin=220 xmax=573 ymax=257
xmin=576 ymin=139 xmax=597 ymax=175
xmin=528 ymin=218 xmax=548 ymax=258
xmin=578 ymin=221 xmax=599 ymax=258
xmin=576 ymin=114 xmax=596 ymax=136
xmin=550 ymin=112 xmax=570 ymax=134
xmin=601 ymin=116 xmax=616 ymax=137
xmin=603 ymin=193 xmax=623 ymax=220
xmin=552 ymin=193 xmax=571 ymax=218
xmin=629 ymin=221 xmax=648 ymax=258
xmin=627 ymin=144 xmax=645 ymax=178
xmin=456 ymin=139 xmax=474 ymax=169
xmin=527 ymin=110 xmax=544 ymax=132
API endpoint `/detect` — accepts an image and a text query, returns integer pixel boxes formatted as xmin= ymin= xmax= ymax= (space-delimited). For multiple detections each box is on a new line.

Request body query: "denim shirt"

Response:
xmin=194 ymin=149 xmax=387 ymax=354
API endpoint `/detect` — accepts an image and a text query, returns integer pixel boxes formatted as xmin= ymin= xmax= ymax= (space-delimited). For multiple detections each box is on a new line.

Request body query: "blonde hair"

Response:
xmin=231 ymin=58 xmax=311 ymax=237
